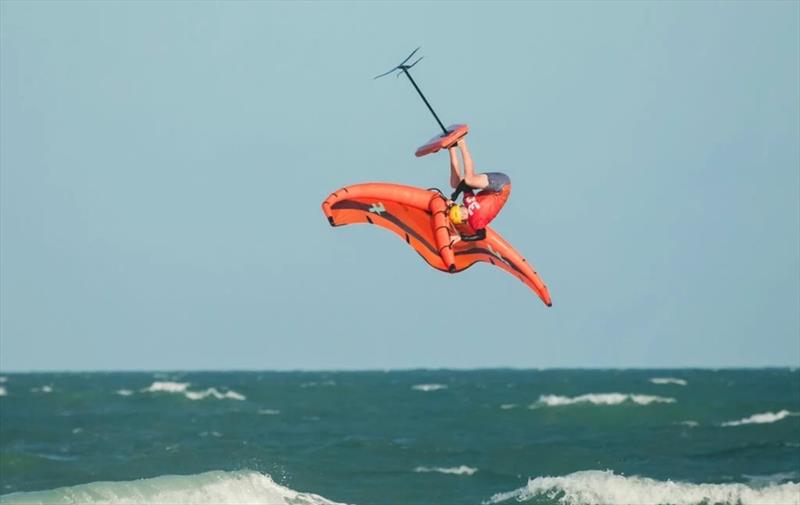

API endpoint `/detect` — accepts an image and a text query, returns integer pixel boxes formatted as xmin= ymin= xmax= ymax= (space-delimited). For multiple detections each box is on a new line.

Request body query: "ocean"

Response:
xmin=0 ymin=369 xmax=798 ymax=505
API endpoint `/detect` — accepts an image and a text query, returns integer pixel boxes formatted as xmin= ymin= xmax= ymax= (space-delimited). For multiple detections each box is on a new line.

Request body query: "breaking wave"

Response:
xmin=0 ymin=470 xmax=344 ymax=505
xmin=411 ymin=384 xmax=447 ymax=392
xmin=534 ymin=393 xmax=676 ymax=407
xmin=414 ymin=465 xmax=477 ymax=476
xmin=649 ymin=377 xmax=688 ymax=386
xmin=484 ymin=470 xmax=800 ymax=505
xmin=139 ymin=381 xmax=245 ymax=401
xmin=721 ymin=410 xmax=798 ymax=427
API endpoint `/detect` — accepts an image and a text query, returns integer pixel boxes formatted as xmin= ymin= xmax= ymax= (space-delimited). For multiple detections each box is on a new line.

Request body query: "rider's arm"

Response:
xmin=449 ymin=146 xmax=462 ymax=189
xmin=458 ymin=138 xmax=474 ymax=178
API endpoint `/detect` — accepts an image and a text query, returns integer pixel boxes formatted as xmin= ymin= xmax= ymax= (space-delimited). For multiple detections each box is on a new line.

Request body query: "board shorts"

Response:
xmin=485 ymin=172 xmax=511 ymax=192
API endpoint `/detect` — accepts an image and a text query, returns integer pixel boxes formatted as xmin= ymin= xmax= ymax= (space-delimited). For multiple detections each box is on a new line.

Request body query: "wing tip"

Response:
xmin=328 ymin=216 xmax=336 ymax=227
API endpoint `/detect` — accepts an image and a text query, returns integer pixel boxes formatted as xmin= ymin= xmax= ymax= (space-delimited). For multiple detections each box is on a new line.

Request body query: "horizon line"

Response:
xmin=1 ymin=365 xmax=798 ymax=374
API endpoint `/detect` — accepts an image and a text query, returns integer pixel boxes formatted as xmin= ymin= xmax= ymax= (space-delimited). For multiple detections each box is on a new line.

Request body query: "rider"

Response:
xmin=446 ymin=137 xmax=511 ymax=242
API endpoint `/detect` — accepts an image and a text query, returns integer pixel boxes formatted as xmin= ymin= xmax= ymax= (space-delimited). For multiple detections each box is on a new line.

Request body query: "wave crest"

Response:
xmin=414 ymin=466 xmax=477 ymax=476
xmin=721 ymin=410 xmax=798 ymax=427
xmin=0 ymin=470 xmax=344 ymax=505
xmin=139 ymin=382 xmax=246 ymax=401
xmin=649 ymin=377 xmax=688 ymax=386
xmin=534 ymin=393 xmax=676 ymax=407
xmin=411 ymin=384 xmax=447 ymax=392
xmin=485 ymin=470 xmax=800 ymax=505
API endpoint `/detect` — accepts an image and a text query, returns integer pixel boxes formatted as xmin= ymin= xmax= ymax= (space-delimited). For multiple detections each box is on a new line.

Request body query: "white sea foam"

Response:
xmin=721 ymin=410 xmax=798 ymax=427
xmin=500 ymin=404 xmax=517 ymax=410
xmin=0 ymin=386 xmax=6 ymax=397
xmin=0 ymin=470 xmax=344 ymax=505
xmin=534 ymin=393 xmax=676 ymax=407
xmin=649 ymin=377 xmax=688 ymax=386
xmin=141 ymin=381 xmax=190 ymax=394
xmin=485 ymin=469 xmax=800 ymax=505
xmin=30 ymin=386 xmax=53 ymax=394
xmin=412 ymin=384 xmax=447 ymax=392
xmin=258 ymin=409 xmax=281 ymax=415
xmin=140 ymin=382 xmax=245 ymax=401
xmin=414 ymin=465 xmax=477 ymax=476
xmin=116 ymin=389 xmax=134 ymax=396
xmin=185 ymin=388 xmax=246 ymax=401
xmin=678 ymin=420 xmax=699 ymax=428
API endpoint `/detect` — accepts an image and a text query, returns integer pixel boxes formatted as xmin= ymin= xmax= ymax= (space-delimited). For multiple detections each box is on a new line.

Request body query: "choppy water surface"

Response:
xmin=1 ymin=369 xmax=798 ymax=504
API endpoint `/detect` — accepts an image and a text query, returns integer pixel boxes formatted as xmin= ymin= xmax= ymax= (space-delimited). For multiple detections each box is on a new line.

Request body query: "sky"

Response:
xmin=1 ymin=1 xmax=798 ymax=371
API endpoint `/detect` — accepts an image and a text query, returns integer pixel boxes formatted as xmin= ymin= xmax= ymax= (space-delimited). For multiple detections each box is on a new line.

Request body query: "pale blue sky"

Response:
xmin=1 ymin=1 xmax=798 ymax=371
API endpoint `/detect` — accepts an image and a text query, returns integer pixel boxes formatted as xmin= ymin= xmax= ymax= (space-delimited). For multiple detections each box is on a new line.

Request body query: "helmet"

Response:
xmin=448 ymin=205 xmax=463 ymax=225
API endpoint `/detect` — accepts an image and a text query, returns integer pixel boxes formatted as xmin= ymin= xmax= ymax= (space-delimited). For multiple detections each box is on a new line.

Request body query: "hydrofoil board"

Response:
xmin=415 ymin=124 xmax=469 ymax=157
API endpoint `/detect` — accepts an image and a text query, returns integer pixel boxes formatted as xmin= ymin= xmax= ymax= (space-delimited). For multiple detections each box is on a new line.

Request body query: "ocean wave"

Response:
xmin=185 ymin=388 xmax=245 ymax=401
xmin=141 ymin=381 xmax=190 ymax=393
xmin=258 ymin=409 xmax=281 ymax=415
xmin=534 ymin=393 xmax=676 ymax=407
xmin=139 ymin=382 xmax=246 ymax=401
xmin=0 ymin=386 xmax=6 ymax=397
xmin=411 ymin=384 xmax=447 ymax=392
xmin=0 ymin=470 xmax=345 ymax=505
xmin=30 ymin=386 xmax=53 ymax=394
xmin=721 ymin=410 xmax=798 ymax=427
xmin=649 ymin=377 xmax=688 ymax=386
xmin=678 ymin=420 xmax=699 ymax=428
xmin=414 ymin=465 xmax=477 ymax=476
xmin=116 ymin=389 xmax=134 ymax=396
xmin=484 ymin=469 xmax=800 ymax=505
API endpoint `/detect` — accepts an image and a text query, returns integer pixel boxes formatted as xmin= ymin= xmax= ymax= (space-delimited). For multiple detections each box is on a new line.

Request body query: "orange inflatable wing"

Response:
xmin=321 ymin=183 xmax=454 ymax=272
xmin=321 ymin=183 xmax=552 ymax=306
xmin=451 ymin=229 xmax=552 ymax=307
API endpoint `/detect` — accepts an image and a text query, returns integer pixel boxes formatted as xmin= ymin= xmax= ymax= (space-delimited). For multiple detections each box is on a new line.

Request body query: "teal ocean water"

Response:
xmin=1 ymin=369 xmax=798 ymax=504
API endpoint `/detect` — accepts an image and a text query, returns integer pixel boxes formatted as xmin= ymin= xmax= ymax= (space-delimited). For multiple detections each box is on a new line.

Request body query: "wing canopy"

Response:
xmin=322 ymin=182 xmax=551 ymax=306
